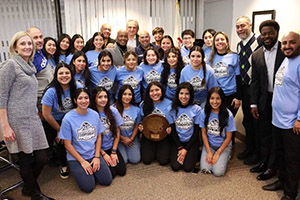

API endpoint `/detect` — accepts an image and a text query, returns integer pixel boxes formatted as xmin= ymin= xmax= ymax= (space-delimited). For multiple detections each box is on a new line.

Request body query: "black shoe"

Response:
xmin=243 ymin=154 xmax=260 ymax=165
xmin=237 ymin=150 xmax=252 ymax=160
xmin=31 ymin=192 xmax=55 ymax=200
xmin=257 ymin=168 xmax=276 ymax=180
xmin=250 ymin=162 xmax=267 ymax=173
xmin=22 ymin=187 xmax=37 ymax=197
xmin=281 ymin=195 xmax=295 ymax=200
xmin=262 ymin=180 xmax=283 ymax=191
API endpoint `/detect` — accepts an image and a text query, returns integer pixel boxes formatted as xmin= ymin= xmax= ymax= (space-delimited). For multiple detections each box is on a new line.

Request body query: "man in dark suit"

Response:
xmin=250 ymin=20 xmax=285 ymax=180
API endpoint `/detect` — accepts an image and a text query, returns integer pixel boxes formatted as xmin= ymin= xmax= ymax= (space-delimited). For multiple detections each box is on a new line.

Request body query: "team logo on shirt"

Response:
xmin=77 ymin=79 xmax=85 ymax=87
xmin=58 ymin=97 xmax=73 ymax=113
xmin=76 ymin=121 xmax=96 ymax=141
xmin=152 ymin=107 xmax=165 ymax=117
xmin=93 ymin=60 xmax=98 ymax=67
xmin=123 ymin=75 xmax=139 ymax=89
xmin=100 ymin=117 xmax=112 ymax=135
xmin=189 ymin=76 xmax=205 ymax=91
xmin=275 ymin=65 xmax=286 ymax=86
xmin=120 ymin=114 xmax=135 ymax=131
xmin=167 ymin=72 xmax=177 ymax=88
xmin=207 ymin=118 xmax=222 ymax=136
xmin=175 ymin=113 xmax=193 ymax=130
xmin=182 ymin=55 xmax=190 ymax=65
xmin=145 ymin=70 xmax=161 ymax=84
xmin=97 ymin=77 xmax=113 ymax=91
xmin=213 ymin=62 xmax=229 ymax=78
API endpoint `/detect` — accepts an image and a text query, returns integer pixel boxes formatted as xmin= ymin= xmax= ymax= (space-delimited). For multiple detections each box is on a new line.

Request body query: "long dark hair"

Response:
xmin=204 ymin=87 xmax=229 ymax=136
xmin=159 ymin=35 xmax=174 ymax=59
xmin=42 ymin=37 xmax=58 ymax=63
xmin=74 ymin=88 xmax=90 ymax=107
xmin=43 ymin=62 xmax=76 ymax=109
xmin=172 ymin=82 xmax=194 ymax=115
xmin=83 ymin=32 xmax=105 ymax=53
xmin=57 ymin=33 xmax=71 ymax=57
xmin=115 ymin=84 xmax=136 ymax=116
xmin=98 ymin=50 xmax=114 ymax=68
xmin=189 ymin=46 xmax=207 ymax=86
xmin=91 ymin=87 xmax=117 ymax=137
xmin=143 ymin=82 xmax=165 ymax=116
xmin=161 ymin=47 xmax=184 ymax=86
xmin=70 ymin=34 xmax=84 ymax=54
xmin=69 ymin=51 xmax=92 ymax=93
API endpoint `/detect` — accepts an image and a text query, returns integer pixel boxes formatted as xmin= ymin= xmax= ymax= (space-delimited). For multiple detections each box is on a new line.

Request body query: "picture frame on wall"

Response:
xmin=252 ymin=10 xmax=276 ymax=35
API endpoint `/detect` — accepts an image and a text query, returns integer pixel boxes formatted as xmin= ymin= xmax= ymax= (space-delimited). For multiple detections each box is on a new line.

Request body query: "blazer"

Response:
xmin=106 ymin=44 xmax=134 ymax=67
xmin=250 ymin=42 xmax=285 ymax=112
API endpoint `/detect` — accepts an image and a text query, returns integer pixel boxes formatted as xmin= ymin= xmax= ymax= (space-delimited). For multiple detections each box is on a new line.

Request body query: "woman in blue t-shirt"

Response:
xmin=56 ymin=33 xmax=71 ymax=62
xmin=41 ymin=62 xmax=77 ymax=179
xmin=116 ymin=51 xmax=143 ymax=103
xmin=91 ymin=87 xmax=126 ymax=178
xmin=65 ymin=34 xmax=84 ymax=64
xmin=161 ymin=47 xmax=184 ymax=100
xmin=139 ymin=82 xmax=172 ymax=165
xmin=199 ymin=87 xmax=236 ymax=176
xmin=42 ymin=37 xmax=58 ymax=70
xmin=208 ymin=32 xmax=241 ymax=116
xmin=140 ymin=47 xmax=164 ymax=92
xmin=85 ymin=32 xmax=105 ymax=67
xmin=69 ymin=51 xmax=92 ymax=93
xmin=202 ymin=29 xmax=216 ymax=61
xmin=169 ymin=82 xmax=201 ymax=172
xmin=179 ymin=46 xmax=217 ymax=108
xmin=115 ymin=85 xmax=141 ymax=164
xmin=59 ymin=88 xmax=112 ymax=193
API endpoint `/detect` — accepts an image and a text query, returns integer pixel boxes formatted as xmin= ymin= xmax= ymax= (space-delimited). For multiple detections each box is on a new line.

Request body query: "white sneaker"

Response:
xmin=59 ymin=166 xmax=69 ymax=179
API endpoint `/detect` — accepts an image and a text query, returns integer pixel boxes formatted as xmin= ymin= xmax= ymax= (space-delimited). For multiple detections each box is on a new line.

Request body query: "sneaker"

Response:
xmin=59 ymin=166 xmax=69 ymax=179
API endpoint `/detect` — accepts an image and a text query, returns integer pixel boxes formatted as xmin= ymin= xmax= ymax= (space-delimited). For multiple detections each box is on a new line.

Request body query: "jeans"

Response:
xmin=200 ymin=144 xmax=231 ymax=177
xmin=68 ymin=156 xmax=112 ymax=193
xmin=118 ymin=137 xmax=141 ymax=164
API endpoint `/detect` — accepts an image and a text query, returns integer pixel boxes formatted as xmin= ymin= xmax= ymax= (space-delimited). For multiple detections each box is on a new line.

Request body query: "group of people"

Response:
xmin=0 ymin=16 xmax=299 ymax=200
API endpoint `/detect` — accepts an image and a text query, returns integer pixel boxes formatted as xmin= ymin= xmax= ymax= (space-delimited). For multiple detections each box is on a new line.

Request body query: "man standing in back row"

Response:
xmin=235 ymin=16 xmax=261 ymax=165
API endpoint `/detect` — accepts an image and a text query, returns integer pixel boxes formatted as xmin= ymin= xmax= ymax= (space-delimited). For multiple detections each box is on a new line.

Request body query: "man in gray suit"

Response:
xmin=106 ymin=29 xmax=134 ymax=67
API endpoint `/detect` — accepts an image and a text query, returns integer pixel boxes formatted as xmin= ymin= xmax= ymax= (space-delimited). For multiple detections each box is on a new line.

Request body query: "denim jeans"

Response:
xmin=68 ymin=156 xmax=112 ymax=193
xmin=200 ymin=144 xmax=232 ymax=177
xmin=118 ymin=137 xmax=141 ymax=164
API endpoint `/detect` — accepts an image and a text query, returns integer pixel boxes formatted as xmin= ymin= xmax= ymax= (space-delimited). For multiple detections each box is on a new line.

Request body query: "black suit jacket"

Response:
xmin=250 ymin=42 xmax=285 ymax=112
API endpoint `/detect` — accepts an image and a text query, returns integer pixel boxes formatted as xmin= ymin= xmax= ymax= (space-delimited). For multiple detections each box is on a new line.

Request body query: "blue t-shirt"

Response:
xmin=86 ymin=50 xmax=100 ymax=67
xmin=180 ymin=46 xmax=190 ymax=65
xmin=199 ymin=109 xmax=236 ymax=147
xmin=165 ymin=68 xmax=178 ymax=100
xmin=59 ymin=108 xmax=105 ymax=161
xmin=47 ymin=57 xmax=56 ymax=70
xmin=272 ymin=56 xmax=300 ymax=129
xmin=116 ymin=66 xmax=144 ymax=103
xmin=203 ymin=47 xmax=212 ymax=61
xmin=59 ymin=54 xmax=66 ymax=62
xmin=41 ymin=87 xmax=73 ymax=121
xmin=65 ymin=53 xmax=73 ymax=65
xmin=179 ymin=64 xmax=217 ymax=104
xmin=119 ymin=105 xmax=141 ymax=138
xmin=74 ymin=71 xmax=86 ymax=87
xmin=99 ymin=106 xmax=124 ymax=151
xmin=89 ymin=65 xmax=117 ymax=99
xmin=211 ymin=53 xmax=240 ymax=96
xmin=33 ymin=50 xmax=48 ymax=73
xmin=140 ymin=62 xmax=163 ymax=91
xmin=169 ymin=105 xmax=202 ymax=142
xmin=140 ymin=98 xmax=172 ymax=123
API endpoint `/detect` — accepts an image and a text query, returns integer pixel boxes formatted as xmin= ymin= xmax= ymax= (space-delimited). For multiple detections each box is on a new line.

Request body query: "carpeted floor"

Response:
xmin=0 ymin=139 xmax=298 ymax=200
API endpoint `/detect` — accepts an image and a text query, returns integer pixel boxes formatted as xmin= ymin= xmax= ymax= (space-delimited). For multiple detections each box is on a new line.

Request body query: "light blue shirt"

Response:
xmin=140 ymin=62 xmax=163 ymax=91
xmin=86 ymin=50 xmax=100 ymax=67
xmin=272 ymin=56 xmax=300 ymax=129
xmin=165 ymin=68 xmax=178 ymax=100
xmin=65 ymin=53 xmax=73 ymax=64
xmin=169 ymin=105 xmax=202 ymax=142
xmin=119 ymin=105 xmax=141 ymax=138
xmin=59 ymin=108 xmax=105 ymax=161
xmin=140 ymin=98 xmax=172 ymax=123
xmin=99 ymin=106 xmax=124 ymax=151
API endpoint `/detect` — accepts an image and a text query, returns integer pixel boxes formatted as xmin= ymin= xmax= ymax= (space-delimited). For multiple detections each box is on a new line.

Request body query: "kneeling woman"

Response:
xmin=115 ymin=85 xmax=141 ymax=164
xmin=200 ymin=87 xmax=236 ymax=176
xmin=59 ymin=88 xmax=112 ymax=193
xmin=169 ymin=82 xmax=201 ymax=172
xmin=92 ymin=87 xmax=126 ymax=178
xmin=140 ymin=82 xmax=172 ymax=165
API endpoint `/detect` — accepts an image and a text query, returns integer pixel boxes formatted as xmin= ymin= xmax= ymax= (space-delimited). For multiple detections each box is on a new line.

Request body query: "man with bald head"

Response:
xmin=135 ymin=30 xmax=159 ymax=64
xmin=106 ymin=29 xmax=134 ymax=67
xmin=262 ymin=32 xmax=300 ymax=200
xmin=101 ymin=23 xmax=116 ymax=48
